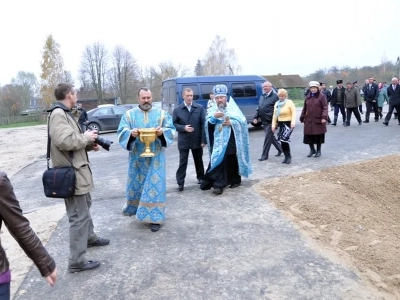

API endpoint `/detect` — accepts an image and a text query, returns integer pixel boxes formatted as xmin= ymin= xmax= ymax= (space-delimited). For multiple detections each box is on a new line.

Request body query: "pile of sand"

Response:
xmin=254 ymin=155 xmax=400 ymax=298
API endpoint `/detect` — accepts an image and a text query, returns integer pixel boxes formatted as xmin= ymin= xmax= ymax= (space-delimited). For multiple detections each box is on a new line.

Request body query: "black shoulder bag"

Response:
xmin=42 ymin=111 xmax=76 ymax=198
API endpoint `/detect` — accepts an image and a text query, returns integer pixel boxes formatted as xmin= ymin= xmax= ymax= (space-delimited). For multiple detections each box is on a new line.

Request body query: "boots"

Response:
xmin=342 ymin=116 xmax=346 ymax=125
xmin=331 ymin=116 xmax=337 ymax=126
xmin=315 ymin=144 xmax=321 ymax=157
xmin=307 ymin=145 xmax=316 ymax=157
xmin=282 ymin=149 xmax=291 ymax=164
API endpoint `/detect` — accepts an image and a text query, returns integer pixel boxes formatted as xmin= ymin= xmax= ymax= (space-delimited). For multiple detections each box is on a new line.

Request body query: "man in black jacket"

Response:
xmin=363 ymin=77 xmax=380 ymax=122
xmin=383 ymin=77 xmax=400 ymax=126
xmin=320 ymin=82 xmax=332 ymax=124
xmin=77 ymin=103 xmax=88 ymax=131
xmin=253 ymin=81 xmax=282 ymax=161
xmin=330 ymin=80 xmax=346 ymax=126
xmin=173 ymin=88 xmax=206 ymax=191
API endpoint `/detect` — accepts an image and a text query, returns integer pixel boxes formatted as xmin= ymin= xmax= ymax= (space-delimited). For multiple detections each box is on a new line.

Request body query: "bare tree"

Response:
xmin=80 ymin=42 xmax=109 ymax=104
xmin=40 ymin=34 xmax=65 ymax=107
xmin=108 ymin=46 xmax=140 ymax=103
xmin=63 ymin=71 xmax=75 ymax=84
xmin=202 ymin=35 xmax=241 ymax=76
xmin=11 ymin=71 xmax=38 ymax=108
xmin=144 ymin=61 xmax=190 ymax=100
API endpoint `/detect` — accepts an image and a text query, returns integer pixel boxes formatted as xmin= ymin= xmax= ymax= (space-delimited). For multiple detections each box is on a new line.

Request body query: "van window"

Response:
xmin=169 ymin=86 xmax=176 ymax=103
xmin=182 ymin=85 xmax=199 ymax=100
xmin=232 ymin=83 xmax=257 ymax=98
xmin=162 ymin=87 xmax=168 ymax=102
xmin=201 ymin=84 xmax=225 ymax=100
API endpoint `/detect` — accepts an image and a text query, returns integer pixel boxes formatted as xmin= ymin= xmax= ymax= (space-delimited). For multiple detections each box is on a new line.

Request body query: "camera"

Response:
xmin=94 ymin=137 xmax=113 ymax=151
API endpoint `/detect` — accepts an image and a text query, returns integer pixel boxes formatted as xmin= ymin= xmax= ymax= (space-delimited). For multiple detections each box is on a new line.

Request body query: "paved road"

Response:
xmin=11 ymin=107 xmax=399 ymax=300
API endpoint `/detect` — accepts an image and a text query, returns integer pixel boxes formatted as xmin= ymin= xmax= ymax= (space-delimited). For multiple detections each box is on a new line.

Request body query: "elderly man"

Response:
xmin=200 ymin=84 xmax=252 ymax=195
xmin=173 ymin=88 xmax=206 ymax=191
xmin=383 ymin=78 xmax=400 ymax=126
xmin=253 ymin=81 xmax=282 ymax=161
xmin=344 ymin=81 xmax=362 ymax=126
xmin=117 ymin=88 xmax=176 ymax=232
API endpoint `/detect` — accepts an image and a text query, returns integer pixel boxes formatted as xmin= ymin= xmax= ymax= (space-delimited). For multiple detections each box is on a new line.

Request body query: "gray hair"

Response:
xmin=262 ymin=81 xmax=272 ymax=87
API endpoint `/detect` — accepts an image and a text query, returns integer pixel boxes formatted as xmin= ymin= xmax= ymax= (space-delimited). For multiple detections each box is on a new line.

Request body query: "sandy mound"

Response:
xmin=254 ymin=154 xmax=400 ymax=298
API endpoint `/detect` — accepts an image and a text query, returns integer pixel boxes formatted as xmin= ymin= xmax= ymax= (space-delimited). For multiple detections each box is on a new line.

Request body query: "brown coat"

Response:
xmin=300 ymin=91 xmax=328 ymax=135
xmin=0 ymin=172 xmax=56 ymax=277
xmin=49 ymin=103 xmax=95 ymax=195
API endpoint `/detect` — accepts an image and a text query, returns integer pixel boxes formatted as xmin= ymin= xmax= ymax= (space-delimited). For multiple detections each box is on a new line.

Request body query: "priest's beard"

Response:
xmin=218 ymin=103 xmax=227 ymax=112
xmin=139 ymin=103 xmax=152 ymax=111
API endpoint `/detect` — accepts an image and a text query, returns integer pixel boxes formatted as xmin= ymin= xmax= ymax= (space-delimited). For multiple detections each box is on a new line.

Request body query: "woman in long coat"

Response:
xmin=300 ymin=81 xmax=328 ymax=157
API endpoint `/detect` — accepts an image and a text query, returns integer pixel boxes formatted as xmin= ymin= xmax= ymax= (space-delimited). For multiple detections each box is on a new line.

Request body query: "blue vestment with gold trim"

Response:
xmin=117 ymin=107 xmax=175 ymax=223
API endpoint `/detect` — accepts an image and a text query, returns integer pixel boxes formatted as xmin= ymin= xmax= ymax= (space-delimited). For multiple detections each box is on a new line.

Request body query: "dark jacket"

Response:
xmin=254 ymin=92 xmax=279 ymax=124
xmin=172 ymin=102 xmax=206 ymax=149
xmin=300 ymin=91 xmax=328 ymax=135
xmin=344 ymin=87 xmax=361 ymax=108
xmin=78 ymin=108 xmax=88 ymax=124
xmin=331 ymin=87 xmax=345 ymax=106
xmin=387 ymin=84 xmax=400 ymax=106
xmin=0 ymin=172 xmax=56 ymax=277
xmin=321 ymin=89 xmax=332 ymax=103
xmin=363 ymin=83 xmax=379 ymax=101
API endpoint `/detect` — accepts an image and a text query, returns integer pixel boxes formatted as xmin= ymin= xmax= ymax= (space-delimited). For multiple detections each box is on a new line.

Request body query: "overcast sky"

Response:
xmin=1 ymin=0 xmax=399 ymax=86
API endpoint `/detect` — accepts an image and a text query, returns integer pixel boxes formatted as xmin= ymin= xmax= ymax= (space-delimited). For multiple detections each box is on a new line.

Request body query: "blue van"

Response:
xmin=161 ymin=75 xmax=270 ymax=126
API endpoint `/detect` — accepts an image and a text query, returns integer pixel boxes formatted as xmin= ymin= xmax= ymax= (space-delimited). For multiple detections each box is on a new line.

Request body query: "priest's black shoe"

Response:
xmin=315 ymin=150 xmax=321 ymax=157
xmin=230 ymin=183 xmax=241 ymax=188
xmin=68 ymin=260 xmax=100 ymax=273
xmin=383 ymin=122 xmax=388 ymax=126
xmin=178 ymin=184 xmax=184 ymax=191
xmin=151 ymin=224 xmax=160 ymax=232
xmin=258 ymin=157 xmax=267 ymax=161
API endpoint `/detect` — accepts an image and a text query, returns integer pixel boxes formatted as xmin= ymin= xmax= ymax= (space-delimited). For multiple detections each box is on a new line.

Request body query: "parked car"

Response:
xmin=86 ymin=105 xmax=127 ymax=132
xmin=20 ymin=107 xmax=44 ymax=116
xmin=119 ymin=103 xmax=139 ymax=110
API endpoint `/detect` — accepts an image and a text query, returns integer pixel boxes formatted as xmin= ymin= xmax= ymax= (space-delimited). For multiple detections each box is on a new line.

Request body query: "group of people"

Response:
xmin=1 ymin=76 xmax=399 ymax=298
xmin=321 ymin=77 xmax=400 ymax=126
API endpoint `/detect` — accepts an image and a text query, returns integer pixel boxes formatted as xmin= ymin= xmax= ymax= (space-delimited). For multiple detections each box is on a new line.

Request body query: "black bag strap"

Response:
xmin=47 ymin=109 xmax=74 ymax=170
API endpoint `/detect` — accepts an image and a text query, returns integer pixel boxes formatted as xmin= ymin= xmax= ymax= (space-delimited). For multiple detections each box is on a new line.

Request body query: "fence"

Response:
xmin=0 ymin=114 xmax=47 ymax=125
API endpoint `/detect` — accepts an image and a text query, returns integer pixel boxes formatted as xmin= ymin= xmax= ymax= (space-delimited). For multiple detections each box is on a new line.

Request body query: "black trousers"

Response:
xmin=176 ymin=148 xmax=204 ymax=185
xmin=384 ymin=104 xmax=400 ymax=124
xmin=201 ymin=153 xmax=241 ymax=189
xmin=365 ymin=101 xmax=379 ymax=120
xmin=346 ymin=107 xmax=362 ymax=124
xmin=260 ymin=123 xmax=282 ymax=159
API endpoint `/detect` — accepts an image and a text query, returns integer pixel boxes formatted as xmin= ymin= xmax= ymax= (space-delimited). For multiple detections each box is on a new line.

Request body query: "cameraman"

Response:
xmin=48 ymin=83 xmax=110 ymax=273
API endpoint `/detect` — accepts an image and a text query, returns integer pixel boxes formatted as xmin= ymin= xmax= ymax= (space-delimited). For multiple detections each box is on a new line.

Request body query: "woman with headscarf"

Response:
xmin=300 ymin=81 xmax=328 ymax=157
xmin=272 ymin=89 xmax=296 ymax=164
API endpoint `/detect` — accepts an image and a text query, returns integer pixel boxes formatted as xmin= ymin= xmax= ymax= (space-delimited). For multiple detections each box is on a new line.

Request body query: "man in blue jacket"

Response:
xmin=173 ymin=88 xmax=206 ymax=191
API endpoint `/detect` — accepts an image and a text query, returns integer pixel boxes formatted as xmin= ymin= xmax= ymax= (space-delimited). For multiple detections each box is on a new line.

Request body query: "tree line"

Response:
xmin=304 ymin=55 xmax=400 ymax=86
xmin=0 ymin=35 xmax=240 ymax=117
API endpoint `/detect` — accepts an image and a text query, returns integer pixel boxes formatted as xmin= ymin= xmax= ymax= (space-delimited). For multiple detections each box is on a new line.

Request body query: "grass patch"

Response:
xmin=291 ymin=99 xmax=305 ymax=107
xmin=0 ymin=121 xmax=47 ymax=129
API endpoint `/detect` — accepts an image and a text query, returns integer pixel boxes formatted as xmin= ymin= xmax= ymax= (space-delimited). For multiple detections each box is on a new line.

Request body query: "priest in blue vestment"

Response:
xmin=200 ymin=84 xmax=252 ymax=195
xmin=117 ymin=88 xmax=175 ymax=232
